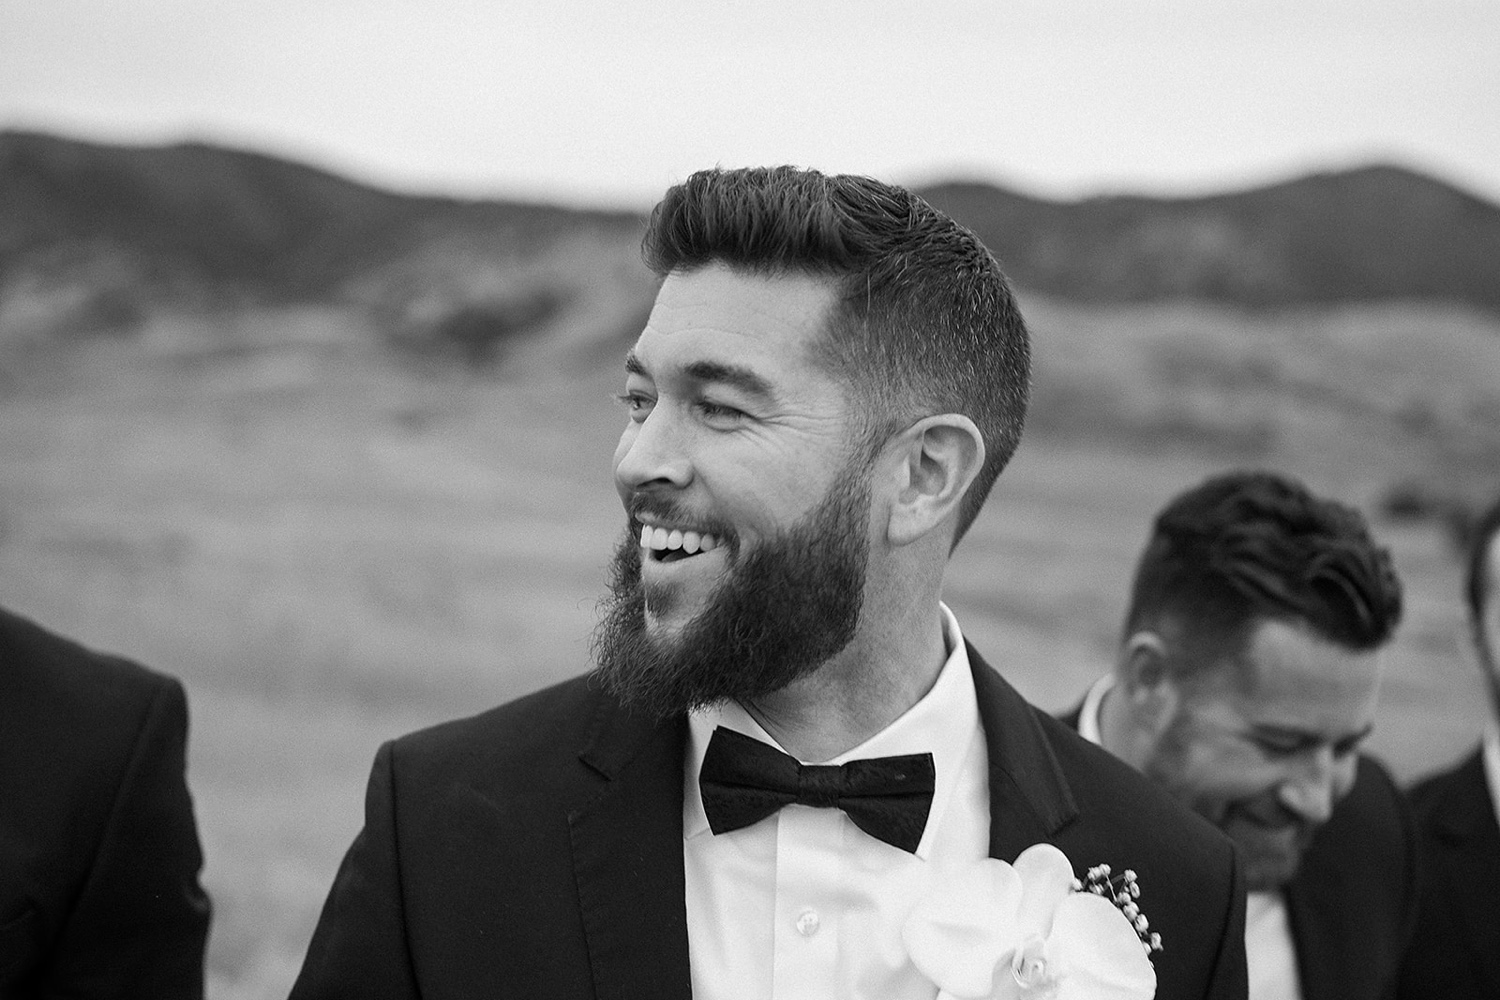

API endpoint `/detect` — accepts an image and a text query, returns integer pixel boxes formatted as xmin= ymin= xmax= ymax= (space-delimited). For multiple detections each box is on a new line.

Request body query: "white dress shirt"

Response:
xmin=682 ymin=604 xmax=990 ymax=1000
xmin=1078 ymin=673 xmax=1303 ymax=1000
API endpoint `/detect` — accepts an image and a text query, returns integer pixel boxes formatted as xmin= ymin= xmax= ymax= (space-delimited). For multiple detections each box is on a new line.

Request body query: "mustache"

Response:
xmin=624 ymin=493 xmax=737 ymax=543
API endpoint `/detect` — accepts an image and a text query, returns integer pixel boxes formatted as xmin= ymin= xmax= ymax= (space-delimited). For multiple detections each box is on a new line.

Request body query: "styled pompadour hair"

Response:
xmin=1123 ymin=470 xmax=1403 ymax=674
xmin=641 ymin=166 xmax=1031 ymax=543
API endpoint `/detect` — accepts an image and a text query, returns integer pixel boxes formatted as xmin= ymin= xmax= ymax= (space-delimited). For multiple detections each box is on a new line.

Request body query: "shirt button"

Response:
xmin=795 ymin=908 xmax=820 ymax=937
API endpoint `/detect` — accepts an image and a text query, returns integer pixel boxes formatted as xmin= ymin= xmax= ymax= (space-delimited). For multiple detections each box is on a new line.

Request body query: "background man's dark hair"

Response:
xmin=641 ymin=165 xmax=1031 ymax=543
xmin=1123 ymin=470 xmax=1404 ymax=675
xmin=1464 ymin=493 xmax=1500 ymax=673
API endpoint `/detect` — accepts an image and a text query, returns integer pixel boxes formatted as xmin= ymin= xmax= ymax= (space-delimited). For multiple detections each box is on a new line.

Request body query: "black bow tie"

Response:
xmin=697 ymin=726 xmax=936 ymax=854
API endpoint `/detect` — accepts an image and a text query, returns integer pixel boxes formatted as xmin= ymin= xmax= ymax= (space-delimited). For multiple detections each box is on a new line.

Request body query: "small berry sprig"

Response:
xmin=1073 ymin=864 xmax=1164 ymax=957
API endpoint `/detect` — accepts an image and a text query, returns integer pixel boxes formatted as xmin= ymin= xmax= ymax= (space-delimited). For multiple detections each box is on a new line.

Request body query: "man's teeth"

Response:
xmin=639 ymin=525 xmax=719 ymax=555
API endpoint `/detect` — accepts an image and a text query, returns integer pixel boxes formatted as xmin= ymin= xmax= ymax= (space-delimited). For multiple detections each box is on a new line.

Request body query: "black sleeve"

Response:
xmin=49 ymin=676 xmax=211 ymax=999
xmin=290 ymin=742 xmax=422 ymax=1000
xmin=1202 ymin=841 xmax=1250 ymax=1000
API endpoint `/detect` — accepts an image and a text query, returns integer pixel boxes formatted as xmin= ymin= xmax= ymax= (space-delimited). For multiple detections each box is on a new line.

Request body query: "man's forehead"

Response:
xmin=646 ymin=266 xmax=839 ymax=340
xmin=627 ymin=266 xmax=843 ymax=387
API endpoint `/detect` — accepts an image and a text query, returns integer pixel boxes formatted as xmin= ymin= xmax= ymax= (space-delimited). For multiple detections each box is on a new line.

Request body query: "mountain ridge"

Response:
xmin=3 ymin=129 xmax=1499 ymax=348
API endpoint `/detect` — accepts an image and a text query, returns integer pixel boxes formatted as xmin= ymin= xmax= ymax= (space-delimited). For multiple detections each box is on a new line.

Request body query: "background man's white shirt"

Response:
xmin=682 ymin=604 xmax=990 ymax=1000
xmin=1078 ymin=673 xmax=1303 ymax=1000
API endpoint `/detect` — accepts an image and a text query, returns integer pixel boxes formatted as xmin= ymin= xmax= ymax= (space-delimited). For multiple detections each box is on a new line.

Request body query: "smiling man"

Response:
xmin=291 ymin=167 xmax=1247 ymax=1000
xmin=1067 ymin=470 xmax=1415 ymax=1000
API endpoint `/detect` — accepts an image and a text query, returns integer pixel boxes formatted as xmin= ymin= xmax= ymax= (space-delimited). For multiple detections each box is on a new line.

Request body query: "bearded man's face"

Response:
xmin=591 ymin=452 xmax=872 ymax=719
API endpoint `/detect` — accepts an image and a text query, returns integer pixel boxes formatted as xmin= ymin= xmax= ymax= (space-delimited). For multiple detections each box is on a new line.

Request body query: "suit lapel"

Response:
xmin=568 ymin=694 xmax=693 ymax=1000
xmin=1284 ymin=862 xmax=1348 ymax=1000
xmin=968 ymin=643 xmax=1080 ymax=860
xmin=560 ymin=645 xmax=1079 ymax=997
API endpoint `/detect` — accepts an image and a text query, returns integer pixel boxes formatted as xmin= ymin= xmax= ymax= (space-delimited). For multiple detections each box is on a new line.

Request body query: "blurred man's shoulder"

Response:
xmin=1313 ymin=753 xmax=1411 ymax=854
xmin=1034 ymin=707 xmax=1238 ymax=863
xmin=0 ymin=603 xmax=180 ymax=721
xmin=382 ymin=673 xmax=674 ymax=789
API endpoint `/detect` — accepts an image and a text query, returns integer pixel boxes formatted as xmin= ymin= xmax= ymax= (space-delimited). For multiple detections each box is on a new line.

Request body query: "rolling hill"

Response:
xmin=4 ymin=129 xmax=1500 ymax=355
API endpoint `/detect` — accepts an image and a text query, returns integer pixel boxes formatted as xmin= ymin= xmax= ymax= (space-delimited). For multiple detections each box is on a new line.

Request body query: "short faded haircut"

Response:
xmin=1123 ymin=470 xmax=1403 ymax=677
xmin=641 ymin=166 xmax=1031 ymax=544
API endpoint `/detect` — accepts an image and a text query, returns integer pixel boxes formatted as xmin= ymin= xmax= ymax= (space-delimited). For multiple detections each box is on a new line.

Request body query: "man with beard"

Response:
xmin=291 ymin=166 xmax=1248 ymax=1000
xmin=1395 ymin=493 xmax=1500 ymax=1000
xmin=1064 ymin=470 xmax=1415 ymax=1000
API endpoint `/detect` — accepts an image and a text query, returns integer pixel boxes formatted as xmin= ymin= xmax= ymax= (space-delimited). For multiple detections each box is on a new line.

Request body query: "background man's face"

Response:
xmin=1143 ymin=617 xmax=1383 ymax=890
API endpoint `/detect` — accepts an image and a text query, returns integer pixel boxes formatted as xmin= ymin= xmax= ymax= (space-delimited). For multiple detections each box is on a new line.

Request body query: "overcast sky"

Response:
xmin=2 ymin=0 xmax=1496 ymax=208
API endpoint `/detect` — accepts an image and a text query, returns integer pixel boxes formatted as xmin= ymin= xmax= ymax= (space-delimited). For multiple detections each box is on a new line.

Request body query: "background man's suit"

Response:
xmin=0 ymin=605 xmax=210 ymax=999
xmin=1061 ymin=706 xmax=1416 ymax=1000
xmin=292 ymin=646 xmax=1247 ymax=1000
xmin=1394 ymin=749 xmax=1500 ymax=999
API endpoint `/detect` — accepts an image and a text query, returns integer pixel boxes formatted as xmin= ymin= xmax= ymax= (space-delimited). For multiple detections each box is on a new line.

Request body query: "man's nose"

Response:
xmin=614 ymin=408 xmax=693 ymax=492
xmin=1277 ymin=748 xmax=1355 ymax=825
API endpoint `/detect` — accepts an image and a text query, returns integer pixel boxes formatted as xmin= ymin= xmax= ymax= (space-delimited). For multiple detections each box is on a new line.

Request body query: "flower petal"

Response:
xmin=1011 ymin=843 xmax=1076 ymax=939
xmin=904 ymin=858 xmax=1025 ymax=998
xmin=1046 ymin=894 xmax=1157 ymax=1000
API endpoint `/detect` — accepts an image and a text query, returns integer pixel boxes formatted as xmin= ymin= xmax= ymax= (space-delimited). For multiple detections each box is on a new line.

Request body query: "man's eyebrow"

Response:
xmin=623 ymin=352 xmax=776 ymax=400
xmin=1252 ymin=722 xmax=1374 ymax=748
xmin=681 ymin=360 xmax=774 ymax=400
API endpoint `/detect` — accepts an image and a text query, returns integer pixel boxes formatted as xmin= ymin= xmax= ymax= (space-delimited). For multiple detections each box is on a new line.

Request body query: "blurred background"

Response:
xmin=2 ymin=1 xmax=1499 ymax=996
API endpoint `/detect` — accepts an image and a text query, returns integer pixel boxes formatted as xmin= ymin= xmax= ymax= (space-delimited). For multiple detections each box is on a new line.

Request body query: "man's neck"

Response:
xmin=1095 ymin=678 xmax=1154 ymax=772
xmin=741 ymin=603 xmax=950 ymax=762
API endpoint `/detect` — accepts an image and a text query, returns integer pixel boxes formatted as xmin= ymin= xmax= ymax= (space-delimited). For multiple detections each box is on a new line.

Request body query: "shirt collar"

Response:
xmin=1077 ymin=673 xmax=1114 ymax=746
xmin=683 ymin=602 xmax=980 ymax=859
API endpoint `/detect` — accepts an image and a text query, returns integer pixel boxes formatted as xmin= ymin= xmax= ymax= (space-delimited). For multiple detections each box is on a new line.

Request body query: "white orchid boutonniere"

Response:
xmin=903 ymin=844 xmax=1161 ymax=1000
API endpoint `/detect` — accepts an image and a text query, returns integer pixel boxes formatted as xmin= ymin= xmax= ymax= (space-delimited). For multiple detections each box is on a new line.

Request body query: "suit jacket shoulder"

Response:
xmin=297 ymin=663 xmax=1245 ymax=1000
xmin=0 ymin=605 xmax=210 ymax=999
xmin=1394 ymin=748 xmax=1500 ymax=999
xmin=293 ymin=674 xmax=689 ymax=1000
xmin=975 ymin=654 xmax=1247 ymax=1000
xmin=1286 ymin=754 xmax=1417 ymax=1000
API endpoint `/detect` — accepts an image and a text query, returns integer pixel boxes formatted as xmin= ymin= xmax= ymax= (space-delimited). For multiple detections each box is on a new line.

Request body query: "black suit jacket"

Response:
xmin=292 ymin=645 xmax=1247 ymax=999
xmin=0 ymin=606 xmax=210 ymax=999
xmin=1284 ymin=756 xmax=1417 ymax=1000
xmin=1393 ymin=748 xmax=1500 ymax=1000
xmin=1060 ymin=703 xmax=1417 ymax=1000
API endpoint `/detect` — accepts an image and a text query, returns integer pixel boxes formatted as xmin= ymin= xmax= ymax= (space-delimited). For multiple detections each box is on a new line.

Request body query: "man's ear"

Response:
xmin=1118 ymin=631 xmax=1180 ymax=734
xmin=883 ymin=414 xmax=985 ymax=547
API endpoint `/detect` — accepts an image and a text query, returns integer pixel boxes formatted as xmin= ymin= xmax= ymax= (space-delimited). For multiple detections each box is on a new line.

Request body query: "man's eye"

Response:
xmin=615 ymin=392 xmax=655 ymax=419
xmin=697 ymin=400 xmax=745 ymax=422
xmin=1255 ymin=736 xmax=1308 ymax=757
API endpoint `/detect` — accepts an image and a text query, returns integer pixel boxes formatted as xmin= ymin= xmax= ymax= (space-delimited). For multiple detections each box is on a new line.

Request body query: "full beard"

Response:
xmin=589 ymin=459 xmax=872 ymax=720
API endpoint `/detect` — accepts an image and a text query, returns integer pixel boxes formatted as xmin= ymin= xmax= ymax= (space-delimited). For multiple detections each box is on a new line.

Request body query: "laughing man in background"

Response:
xmin=1067 ymin=470 xmax=1415 ymax=1000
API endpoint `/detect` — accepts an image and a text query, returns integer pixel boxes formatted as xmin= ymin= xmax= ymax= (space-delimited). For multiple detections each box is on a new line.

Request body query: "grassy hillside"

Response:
xmin=1 ymin=292 xmax=1496 ymax=998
